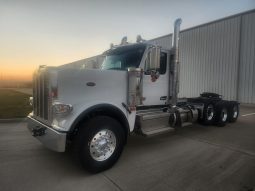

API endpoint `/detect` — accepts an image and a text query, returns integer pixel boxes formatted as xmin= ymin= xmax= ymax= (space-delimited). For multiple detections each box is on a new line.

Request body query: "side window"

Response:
xmin=159 ymin=52 xmax=167 ymax=74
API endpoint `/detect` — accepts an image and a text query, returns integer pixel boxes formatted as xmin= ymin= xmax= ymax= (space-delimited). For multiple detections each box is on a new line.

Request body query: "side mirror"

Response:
xmin=145 ymin=46 xmax=160 ymax=71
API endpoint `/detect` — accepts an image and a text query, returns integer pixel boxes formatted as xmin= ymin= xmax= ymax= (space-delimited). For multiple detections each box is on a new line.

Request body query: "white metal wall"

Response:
xmin=238 ymin=11 xmax=255 ymax=104
xmin=179 ymin=16 xmax=240 ymax=100
xmin=150 ymin=34 xmax=172 ymax=50
xmin=149 ymin=10 xmax=255 ymax=103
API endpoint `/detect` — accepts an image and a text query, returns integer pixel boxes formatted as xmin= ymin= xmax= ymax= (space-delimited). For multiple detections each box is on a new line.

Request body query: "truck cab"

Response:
xmin=27 ymin=19 xmax=239 ymax=173
xmin=101 ymin=42 xmax=169 ymax=106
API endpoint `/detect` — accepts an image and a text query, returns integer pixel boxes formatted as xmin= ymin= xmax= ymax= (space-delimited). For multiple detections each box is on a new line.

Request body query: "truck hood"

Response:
xmin=56 ymin=68 xmax=128 ymax=112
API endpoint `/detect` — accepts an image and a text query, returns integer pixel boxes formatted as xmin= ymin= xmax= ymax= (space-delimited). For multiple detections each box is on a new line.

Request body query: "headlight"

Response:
xmin=52 ymin=102 xmax=73 ymax=115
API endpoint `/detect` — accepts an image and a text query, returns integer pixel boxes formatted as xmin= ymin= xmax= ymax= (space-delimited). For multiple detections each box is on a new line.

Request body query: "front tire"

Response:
xmin=73 ymin=116 xmax=125 ymax=173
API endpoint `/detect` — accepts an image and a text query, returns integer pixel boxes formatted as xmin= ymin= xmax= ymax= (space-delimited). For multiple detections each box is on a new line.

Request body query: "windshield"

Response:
xmin=101 ymin=44 xmax=146 ymax=70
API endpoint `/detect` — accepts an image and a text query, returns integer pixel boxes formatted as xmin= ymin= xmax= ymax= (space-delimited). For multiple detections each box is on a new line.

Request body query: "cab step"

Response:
xmin=135 ymin=108 xmax=175 ymax=137
xmin=142 ymin=126 xmax=175 ymax=137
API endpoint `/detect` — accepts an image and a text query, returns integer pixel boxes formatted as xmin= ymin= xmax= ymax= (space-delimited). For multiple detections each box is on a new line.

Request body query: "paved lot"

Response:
xmin=0 ymin=105 xmax=255 ymax=191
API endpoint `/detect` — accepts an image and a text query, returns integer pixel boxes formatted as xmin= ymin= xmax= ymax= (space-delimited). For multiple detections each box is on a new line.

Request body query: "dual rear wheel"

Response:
xmin=201 ymin=101 xmax=239 ymax=127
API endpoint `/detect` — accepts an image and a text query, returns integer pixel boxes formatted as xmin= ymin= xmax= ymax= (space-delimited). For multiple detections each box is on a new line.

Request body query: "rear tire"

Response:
xmin=201 ymin=102 xmax=215 ymax=125
xmin=214 ymin=101 xmax=228 ymax=127
xmin=226 ymin=101 xmax=239 ymax=123
xmin=73 ymin=116 xmax=125 ymax=173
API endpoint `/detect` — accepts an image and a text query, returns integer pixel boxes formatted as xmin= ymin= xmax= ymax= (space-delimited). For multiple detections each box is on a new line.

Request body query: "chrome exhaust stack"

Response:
xmin=169 ymin=18 xmax=182 ymax=106
xmin=167 ymin=19 xmax=199 ymax=128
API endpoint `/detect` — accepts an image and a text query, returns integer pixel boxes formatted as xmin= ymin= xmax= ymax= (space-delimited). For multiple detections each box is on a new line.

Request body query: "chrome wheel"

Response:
xmin=222 ymin=108 xmax=228 ymax=122
xmin=207 ymin=104 xmax=214 ymax=121
xmin=89 ymin=129 xmax=116 ymax=162
xmin=233 ymin=106 xmax=238 ymax=118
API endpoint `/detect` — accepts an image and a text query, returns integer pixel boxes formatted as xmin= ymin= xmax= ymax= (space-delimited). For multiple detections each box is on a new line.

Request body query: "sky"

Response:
xmin=0 ymin=0 xmax=255 ymax=81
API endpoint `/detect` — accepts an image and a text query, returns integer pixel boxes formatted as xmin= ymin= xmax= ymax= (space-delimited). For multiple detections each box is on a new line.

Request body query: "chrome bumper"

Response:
xmin=27 ymin=116 xmax=66 ymax=152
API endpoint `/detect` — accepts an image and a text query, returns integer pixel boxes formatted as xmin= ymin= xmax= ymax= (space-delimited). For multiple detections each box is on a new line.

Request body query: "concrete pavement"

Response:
xmin=0 ymin=106 xmax=254 ymax=191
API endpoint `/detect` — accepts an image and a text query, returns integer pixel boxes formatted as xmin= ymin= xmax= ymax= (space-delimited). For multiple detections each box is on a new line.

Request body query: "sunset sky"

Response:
xmin=0 ymin=0 xmax=254 ymax=81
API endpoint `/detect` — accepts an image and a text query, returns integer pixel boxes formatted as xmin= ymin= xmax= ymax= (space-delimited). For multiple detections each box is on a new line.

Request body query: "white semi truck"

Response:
xmin=27 ymin=19 xmax=239 ymax=172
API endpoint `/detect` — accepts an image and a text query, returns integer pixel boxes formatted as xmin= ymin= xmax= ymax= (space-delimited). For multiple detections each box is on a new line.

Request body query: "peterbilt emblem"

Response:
xmin=86 ymin=82 xmax=96 ymax=87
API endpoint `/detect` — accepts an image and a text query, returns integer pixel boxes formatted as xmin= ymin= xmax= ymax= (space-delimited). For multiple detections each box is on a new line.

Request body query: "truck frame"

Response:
xmin=27 ymin=19 xmax=239 ymax=172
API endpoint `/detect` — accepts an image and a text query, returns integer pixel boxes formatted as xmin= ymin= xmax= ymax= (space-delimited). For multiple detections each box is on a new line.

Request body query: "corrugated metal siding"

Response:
xmin=149 ymin=11 xmax=255 ymax=103
xmin=149 ymin=34 xmax=172 ymax=49
xmin=238 ymin=12 xmax=255 ymax=103
xmin=178 ymin=16 xmax=240 ymax=100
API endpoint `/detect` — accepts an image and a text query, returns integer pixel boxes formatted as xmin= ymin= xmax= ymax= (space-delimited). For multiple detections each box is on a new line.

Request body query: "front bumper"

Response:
xmin=27 ymin=116 xmax=66 ymax=152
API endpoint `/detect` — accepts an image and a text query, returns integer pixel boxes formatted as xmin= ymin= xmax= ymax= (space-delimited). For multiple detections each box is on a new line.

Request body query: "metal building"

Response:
xmin=64 ymin=9 xmax=255 ymax=104
xmin=149 ymin=9 xmax=255 ymax=104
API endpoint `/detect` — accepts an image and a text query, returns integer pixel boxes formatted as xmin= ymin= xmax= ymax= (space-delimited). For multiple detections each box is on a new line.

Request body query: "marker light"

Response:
xmin=53 ymin=102 xmax=73 ymax=115
xmin=29 ymin=97 xmax=33 ymax=106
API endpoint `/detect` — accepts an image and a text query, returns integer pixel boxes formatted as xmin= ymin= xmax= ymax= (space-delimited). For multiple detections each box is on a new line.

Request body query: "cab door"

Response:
xmin=142 ymin=50 xmax=169 ymax=106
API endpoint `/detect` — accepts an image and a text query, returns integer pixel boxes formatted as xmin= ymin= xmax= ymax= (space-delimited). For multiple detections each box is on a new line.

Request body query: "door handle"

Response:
xmin=160 ymin=96 xmax=167 ymax=100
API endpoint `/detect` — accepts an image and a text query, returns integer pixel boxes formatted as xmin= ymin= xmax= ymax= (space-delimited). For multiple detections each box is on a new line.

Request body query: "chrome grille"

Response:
xmin=33 ymin=69 xmax=50 ymax=121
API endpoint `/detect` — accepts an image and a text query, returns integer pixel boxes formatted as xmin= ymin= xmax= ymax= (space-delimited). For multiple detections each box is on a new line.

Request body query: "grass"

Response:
xmin=0 ymin=89 xmax=32 ymax=119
